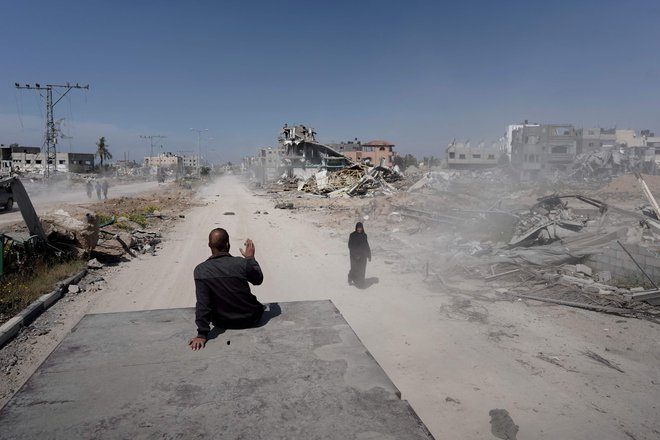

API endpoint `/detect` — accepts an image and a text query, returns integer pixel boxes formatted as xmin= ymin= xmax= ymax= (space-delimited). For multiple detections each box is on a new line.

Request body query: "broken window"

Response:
xmin=551 ymin=145 xmax=568 ymax=154
xmin=488 ymin=154 xmax=495 ymax=159
xmin=59 ymin=160 xmax=65 ymax=164
xmin=36 ymin=160 xmax=42 ymax=164
xmin=472 ymin=154 xmax=481 ymax=159
xmin=459 ymin=154 xmax=466 ymax=159
xmin=449 ymin=152 xmax=455 ymax=159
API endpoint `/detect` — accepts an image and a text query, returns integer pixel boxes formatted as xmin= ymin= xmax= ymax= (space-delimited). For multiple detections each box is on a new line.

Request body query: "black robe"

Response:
xmin=348 ymin=231 xmax=371 ymax=286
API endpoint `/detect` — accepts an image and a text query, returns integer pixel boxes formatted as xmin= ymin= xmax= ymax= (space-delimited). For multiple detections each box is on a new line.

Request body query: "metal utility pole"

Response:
xmin=15 ymin=82 xmax=89 ymax=178
xmin=140 ymin=135 xmax=167 ymax=159
xmin=190 ymin=128 xmax=208 ymax=174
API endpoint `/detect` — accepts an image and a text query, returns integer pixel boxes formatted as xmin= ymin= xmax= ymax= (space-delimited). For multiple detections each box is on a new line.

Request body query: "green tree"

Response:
xmin=95 ymin=137 xmax=112 ymax=167
xmin=394 ymin=153 xmax=419 ymax=169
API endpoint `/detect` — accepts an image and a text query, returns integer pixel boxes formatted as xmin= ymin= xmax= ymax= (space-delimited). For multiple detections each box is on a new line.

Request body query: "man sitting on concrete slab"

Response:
xmin=189 ymin=228 xmax=264 ymax=350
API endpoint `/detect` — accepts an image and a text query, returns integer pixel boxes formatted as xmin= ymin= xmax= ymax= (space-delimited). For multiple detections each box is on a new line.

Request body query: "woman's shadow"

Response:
xmin=207 ymin=303 xmax=282 ymax=340
xmin=355 ymin=277 xmax=379 ymax=290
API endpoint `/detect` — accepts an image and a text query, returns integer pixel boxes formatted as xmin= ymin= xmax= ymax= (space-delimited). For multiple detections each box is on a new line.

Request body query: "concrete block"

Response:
xmin=0 ymin=316 xmax=24 ymax=347
xmin=40 ymin=290 xmax=62 ymax=308
xmin=19 ymin=301 xmax=44 ymax=326
xmin=0 ymin=302 xmax=434 ymax=439
xmin=576 ymin=264 xmax=593 ymax=276
xmin=594 ymin=271 xmax=612 ymax=283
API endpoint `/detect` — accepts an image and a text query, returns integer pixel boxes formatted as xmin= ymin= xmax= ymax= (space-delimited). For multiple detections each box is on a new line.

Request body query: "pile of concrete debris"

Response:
xmin=368 ymin=178 xmax=660 ymax=319
xmin=298 ymin=165 xmax=404 ymax=197
xmin=427 ymin=192 xmax=660 ymax=317
xmin=95 ymin=218 xmax=162 ymax=258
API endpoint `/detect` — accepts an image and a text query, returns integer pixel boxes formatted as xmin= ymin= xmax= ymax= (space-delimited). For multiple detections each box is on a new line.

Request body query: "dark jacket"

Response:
xmin=193 ymin=253 xmax=264 ymax=338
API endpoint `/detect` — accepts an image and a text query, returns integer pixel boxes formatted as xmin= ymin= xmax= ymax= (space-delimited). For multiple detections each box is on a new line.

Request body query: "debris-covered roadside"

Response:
xmin=0 ymin=183 xmax=200 ymax=328
xmin=267 ymin=169 xmax=660 ymax=322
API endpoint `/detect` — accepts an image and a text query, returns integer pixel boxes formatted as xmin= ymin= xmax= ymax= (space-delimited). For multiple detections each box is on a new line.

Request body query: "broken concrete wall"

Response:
xmin=586 ymin=242 xmax=660 ymax=283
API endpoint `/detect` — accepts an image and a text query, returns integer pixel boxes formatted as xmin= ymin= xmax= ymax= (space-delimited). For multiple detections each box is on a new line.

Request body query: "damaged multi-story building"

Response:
xmin=509 ymin=123 xmax=579 ymax=179
xmin=509 ymin=123 xmax=658 ymax=179
xmin=247 ymin=124 xmax=352 ymax=185
xmin=0 ymin=144 xmax=95 ymax=175
xmin=577 ymin=127 xmax=617 ymax=153
xmin=278 ymin=124 xmax=350 ymax=177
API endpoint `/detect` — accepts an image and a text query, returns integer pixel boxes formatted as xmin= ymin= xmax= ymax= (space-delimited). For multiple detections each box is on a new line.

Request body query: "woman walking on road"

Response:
xmin=348 ymin=222 xmax=371 ymax=287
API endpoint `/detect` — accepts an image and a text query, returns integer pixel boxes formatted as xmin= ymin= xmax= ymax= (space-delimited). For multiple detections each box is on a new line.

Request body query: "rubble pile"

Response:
xmin=570 ymin=148 xmax=654 ymax=179
xmin=481 ymin=262 xmax=660 ymax=320
xmin=299 ymin=166 xmax=365 ymax=194
xmin=40 ymin=208 xmax=100 ymax=258
xmin=348 ymin=180 xmax=660 ymax=318
xmin=297 ymin=165 xmax=404 ymax=197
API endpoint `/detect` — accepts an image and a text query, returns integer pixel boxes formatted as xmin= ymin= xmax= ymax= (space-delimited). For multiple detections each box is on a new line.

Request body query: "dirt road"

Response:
xmin=4 ymin=175 xmax=660 ymax=439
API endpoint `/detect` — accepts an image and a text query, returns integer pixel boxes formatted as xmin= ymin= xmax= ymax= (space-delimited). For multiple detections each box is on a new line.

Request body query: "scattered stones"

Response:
xmin=275 ymin=202 xmax=294 ymax=209
xmin=87 ymin=258 xmax=104 ymax=269
xmin=67 ymin=285 xmax=80 ymax=294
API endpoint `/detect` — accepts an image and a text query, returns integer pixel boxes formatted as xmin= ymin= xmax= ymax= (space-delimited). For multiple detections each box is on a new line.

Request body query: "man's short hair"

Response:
xmin=209 ymin=228 xmax=229 ymax=251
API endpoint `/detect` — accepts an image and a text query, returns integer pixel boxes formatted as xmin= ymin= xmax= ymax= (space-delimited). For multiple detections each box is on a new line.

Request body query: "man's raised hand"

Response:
xmin=240 ymin=238 xmax=255 ymax=259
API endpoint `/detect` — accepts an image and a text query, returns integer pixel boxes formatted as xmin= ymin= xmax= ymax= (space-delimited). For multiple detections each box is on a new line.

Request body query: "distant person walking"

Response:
xmin=101 ymin=179 xmax=109 ymax=199
xmin=85 ymin=180 xmax=93 ymax=199
xmin=95 ymin=180 xmax=102 ymax=200
xmin=348 ymin=222 xmax=371 ymax=287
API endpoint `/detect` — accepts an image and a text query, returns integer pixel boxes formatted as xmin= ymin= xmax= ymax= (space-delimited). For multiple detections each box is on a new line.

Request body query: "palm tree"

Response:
xmin=96 ymin=137 xmax=112 ymax=167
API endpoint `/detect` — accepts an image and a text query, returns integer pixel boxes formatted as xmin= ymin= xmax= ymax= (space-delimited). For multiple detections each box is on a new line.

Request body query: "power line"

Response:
xmin=140 ymin=135 xmax=167 ymax=158
xmin=15 ymin=82 xmax=89 ymax=178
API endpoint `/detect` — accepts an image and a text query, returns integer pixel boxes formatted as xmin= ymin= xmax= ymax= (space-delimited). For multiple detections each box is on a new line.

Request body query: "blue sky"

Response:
xmin=1 ymin=0 xmax=659 ymax=163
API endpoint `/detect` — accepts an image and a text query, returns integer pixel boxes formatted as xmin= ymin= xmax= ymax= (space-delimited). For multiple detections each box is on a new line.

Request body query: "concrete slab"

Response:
xmin=0 ymin=301 xmax=434 ymax=439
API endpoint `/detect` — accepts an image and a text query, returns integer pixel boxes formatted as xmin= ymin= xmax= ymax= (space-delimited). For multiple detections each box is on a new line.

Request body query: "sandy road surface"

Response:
xmin=0 ymin=180 xmax=161 ymax=228
xmin=3 ymin=175 xmax=660 ymax=439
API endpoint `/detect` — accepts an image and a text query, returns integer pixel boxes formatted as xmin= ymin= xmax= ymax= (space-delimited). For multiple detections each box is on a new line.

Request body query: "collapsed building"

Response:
xmin=246 ymin=124 xmax=351 ymax=186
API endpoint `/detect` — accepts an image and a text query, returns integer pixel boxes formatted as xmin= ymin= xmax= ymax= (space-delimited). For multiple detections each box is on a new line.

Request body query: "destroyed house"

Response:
xmin=510 ymin=124 xmax=578 ymax=179
xmin=278 ymin=124 xmax=351 ymax=179
xmin=330 ymin=139 xmax=395 ymax=167
xmin=446 ymin=142 xmax=500 ymax=168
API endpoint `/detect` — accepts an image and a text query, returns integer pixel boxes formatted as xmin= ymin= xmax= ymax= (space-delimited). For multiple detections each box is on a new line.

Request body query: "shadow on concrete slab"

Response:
xmin=207 ymin=302 xmax=282 ymax=340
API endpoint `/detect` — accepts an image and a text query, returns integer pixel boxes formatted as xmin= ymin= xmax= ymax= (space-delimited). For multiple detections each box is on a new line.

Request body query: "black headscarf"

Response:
xmin=348 ymin=222 xmax=371 ymax=258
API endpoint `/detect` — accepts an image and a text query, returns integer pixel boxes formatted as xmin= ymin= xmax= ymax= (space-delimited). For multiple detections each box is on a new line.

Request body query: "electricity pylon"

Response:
xmin=15 ymin=82 xmax=89 ymax=178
